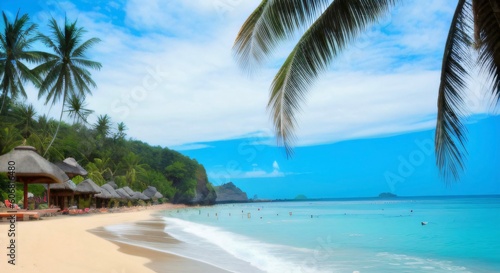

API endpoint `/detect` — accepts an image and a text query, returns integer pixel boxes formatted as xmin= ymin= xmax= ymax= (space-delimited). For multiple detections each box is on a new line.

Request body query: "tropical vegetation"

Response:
xmin=0 ymin=12 xmax=216 ymax=205
xmin=234 ymin=0 xmax=500 ymax=182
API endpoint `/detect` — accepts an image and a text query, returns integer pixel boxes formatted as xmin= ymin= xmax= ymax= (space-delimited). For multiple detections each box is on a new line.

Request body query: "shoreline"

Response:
xmin=0 ymin=204 xmax=228 ymax=273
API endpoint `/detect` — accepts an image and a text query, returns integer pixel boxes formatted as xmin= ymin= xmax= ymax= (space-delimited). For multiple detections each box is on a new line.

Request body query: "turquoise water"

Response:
xmin=105 ymin=196 xmax=500 ymax=273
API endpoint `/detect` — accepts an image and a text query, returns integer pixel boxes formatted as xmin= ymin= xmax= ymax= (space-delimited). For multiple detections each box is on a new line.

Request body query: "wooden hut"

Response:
xmin=0 ymin=146 xmax=68 ymax=209
xmin=54 ymin=157 xmax=88 ymax=179
xmin=95 ymin=184 xmax=121 ymax=208
xmin=143 ymin=186 xmax=163 ymax=204
xmin=75 ymin=179 xmax=101 ymax=209
xmin=48 ymin=180 xmax=77 ymax=210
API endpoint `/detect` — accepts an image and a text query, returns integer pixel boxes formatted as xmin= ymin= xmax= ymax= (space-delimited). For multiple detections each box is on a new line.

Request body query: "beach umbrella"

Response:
xmin=0 ymin=146 xmax=69 ymax=208
xmin=54 ymin=157 xmax=88 ymax=178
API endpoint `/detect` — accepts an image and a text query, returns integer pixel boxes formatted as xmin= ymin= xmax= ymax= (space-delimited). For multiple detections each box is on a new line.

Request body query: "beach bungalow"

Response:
xmin=115 ymin=188 xmax=132 ymax=200
xmin=143 ymin=186 xmax=164 ymax=204
xmin=0 ymin=146 xmax=69 ymax=209
xmin=95 ymin=184 xmax=122 ymax=208
xmin=47 ymin=180 xmax=77 ymax=210
xmin=54 ymin=157 xmax=88 ymax=179
xmin=75 ymin=179 xmax=101 ymax=209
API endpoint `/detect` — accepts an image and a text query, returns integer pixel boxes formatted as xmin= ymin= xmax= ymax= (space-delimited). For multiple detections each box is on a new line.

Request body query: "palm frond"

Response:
xmin=266 ymin=0 xmax=397 ymax=155
xmin=435 ymin=0 xmax=473 ymax=181
xmin=473 ymin=0 xmax=500 ymax=99
xmin=233 ymin=0 xmax=331 ymax=72
xmin=72 ymin=37 xmax=101 ymax=58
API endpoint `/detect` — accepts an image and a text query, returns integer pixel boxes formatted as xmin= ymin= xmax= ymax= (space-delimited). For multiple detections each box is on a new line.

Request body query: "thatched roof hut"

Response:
xmin=101 ymin=184 xmax=121 ymax=199
xmin=48 ymin=180 xmax=77 ymax=191
xmin=143 ymin=186 xmax=162 ymax=198
xmin=94 ymin=187 xmax=112 ymax=199
xmin=55 ymin=157 xmax=88 ymax=178
xmin=0 ymin=146 xmax=69 ymax=208
xmin=122 ymin=186 xmax=135 ymax=197
xmin=132 ymin=191 xmax=150 ymax=201
xmin=105 ymin=181 xmax=118 ymax=189
xmin=115 ymin=188 xmax=132 ymax=199
xmin=75 ymin=179 xmax=101 ymax=194
xmin=153 ymin=192 xmax=163 ymax=199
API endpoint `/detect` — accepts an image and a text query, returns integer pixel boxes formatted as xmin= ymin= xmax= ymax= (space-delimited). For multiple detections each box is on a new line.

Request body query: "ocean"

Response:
xmin=102 ymin=196 xmax=500 ymax=273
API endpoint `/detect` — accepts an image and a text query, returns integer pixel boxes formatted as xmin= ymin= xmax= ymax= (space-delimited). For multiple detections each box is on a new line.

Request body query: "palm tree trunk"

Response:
xmin=43 ymin=93 xmax=66 ymax=157
xmin=0 ymin=89 xmax=8 ymax=114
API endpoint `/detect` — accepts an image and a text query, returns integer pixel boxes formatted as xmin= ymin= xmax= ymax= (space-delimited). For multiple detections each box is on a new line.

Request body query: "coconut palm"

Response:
xmin=94 ymin=114 xmax=112 ymax=139
xmin=234 ymin=0 xmax=500 ymax=181
xmin=34 ymin=16 xmax=101 ymax=156
xmin=12 ymin=103 xmax=37 ymax=139
xmin=0 ymin=12 xmax=47 ymax=112
xmin=65 ymin=94 xmax=94 ymax=124
xmin=114 ymin=121 xmax=127 ymax=140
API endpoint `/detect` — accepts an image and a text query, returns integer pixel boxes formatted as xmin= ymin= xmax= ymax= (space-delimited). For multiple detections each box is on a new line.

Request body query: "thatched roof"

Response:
xmin=105 ymin=181 xmax=118 ymax=189
xmin=101 ymin=184 xmax=121 ymax=199
xmin=95 ymin=184 xmax=122 ymax=199
xmin=132 ymin=191 xmax=150 ymax=200
xmin=0 ymin=146 xmax=68 ymax=184
xmin=143 ymin=186 xmax=161 ymax=198
xmin=76 ymin=179 xmax=101 ymax=194
xmin=122 ymin=186 xmax=135 ymax=197
xmin=48 ymin=180 xmax=77 ymax=191
xmin=115 ymin=188 xmax=132 ymax=199
xmin=154 ymin=192 xmax=163 ymax=199
xmin=95 ymin=187 xmax=112 ymax=199
xmin=55 ymin=157 xmax=88 ymax=178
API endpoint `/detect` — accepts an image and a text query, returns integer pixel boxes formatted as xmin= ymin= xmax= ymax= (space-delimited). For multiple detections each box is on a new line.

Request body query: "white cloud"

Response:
xmin=19 ymin=0 xmax=497 ymax=150
xmin=227 ymin=161 xmax=285 ymax=179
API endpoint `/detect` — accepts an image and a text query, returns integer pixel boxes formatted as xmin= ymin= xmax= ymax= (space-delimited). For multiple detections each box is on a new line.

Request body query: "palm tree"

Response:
xmin=234 ymin=0 xmax=500 ymax=181
xmin=0 ymin=12 xmax=47 ymax=112
xmin=119 ymin=152 xmax=147 ymax=188
xmin=65 ymin=94 xmax=94 ymax=124
xmin=12 ymin=103 xmax=37 ymax=139
xmin=34 ymin=16 xmax=101 ymax=156
xmin=94 ymin=114 xmax=112 ymax=138
xmin=114 ymin=121 xmax=127 ymax=140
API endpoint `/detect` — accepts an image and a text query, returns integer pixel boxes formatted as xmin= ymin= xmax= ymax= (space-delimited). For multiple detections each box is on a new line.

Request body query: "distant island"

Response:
xmin=214 ymin=182 xmax=248 ymax=203
xmin=378 ymin=192 xmax=397 ymax=198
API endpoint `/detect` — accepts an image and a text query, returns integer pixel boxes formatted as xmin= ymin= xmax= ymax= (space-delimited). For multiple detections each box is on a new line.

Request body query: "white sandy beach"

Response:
xmin=0 ymin=204 xmax=227 ymax=273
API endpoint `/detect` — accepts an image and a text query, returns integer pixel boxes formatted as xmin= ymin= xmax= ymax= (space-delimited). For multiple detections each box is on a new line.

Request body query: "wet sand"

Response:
xmin=0 ymin=204 xmax=230 ymax=273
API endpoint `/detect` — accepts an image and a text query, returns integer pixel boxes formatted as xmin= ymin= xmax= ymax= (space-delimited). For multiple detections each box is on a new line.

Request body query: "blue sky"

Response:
xmin=2 ymin=0 xmax=499 ymax=198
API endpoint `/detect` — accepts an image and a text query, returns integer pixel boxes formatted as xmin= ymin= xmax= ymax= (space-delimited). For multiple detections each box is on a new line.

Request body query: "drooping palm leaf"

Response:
xmin=234 ymin=0 xmax=331 ymax=73
xmin=253 ymin=0 xmax=397 ymax=155
xmin=473 ymin=0 xmax=500 ymax=99
xmin=435 ymin=0 xmax=472 ymax=181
